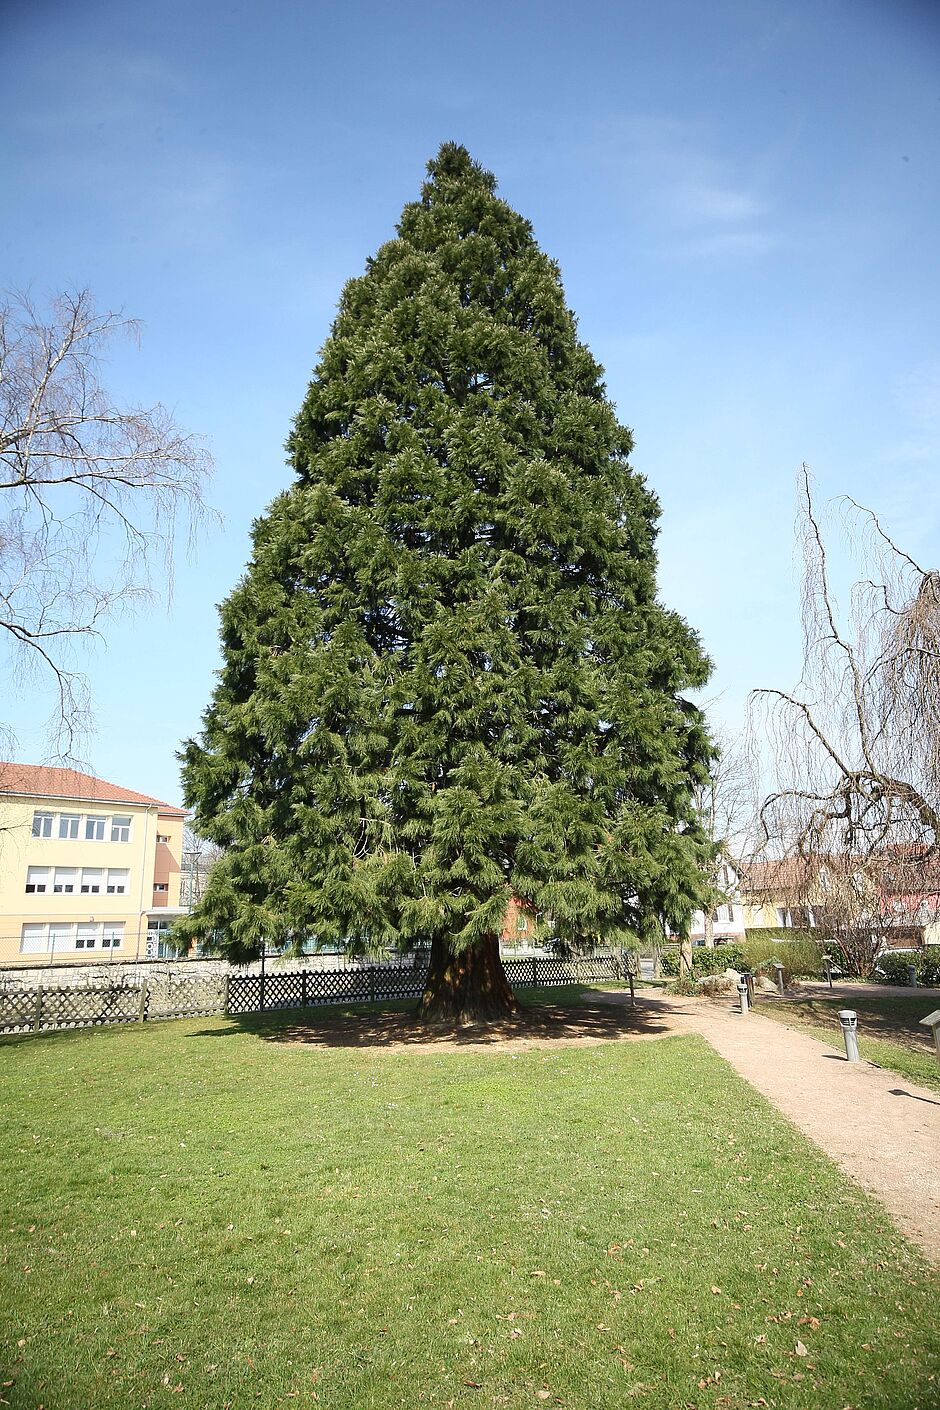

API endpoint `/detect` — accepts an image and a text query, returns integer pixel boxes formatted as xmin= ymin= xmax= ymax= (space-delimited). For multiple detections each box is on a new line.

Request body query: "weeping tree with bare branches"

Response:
xmin=0 ymin=288 xmax=213 ymax=755
xmin=691 ymin=729 xmax=754 ymax=950
xmin=752 ymin=465 xmax=940 ymax=976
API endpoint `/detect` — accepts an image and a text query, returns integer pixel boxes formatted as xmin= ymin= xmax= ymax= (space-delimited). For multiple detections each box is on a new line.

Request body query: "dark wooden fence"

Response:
xmin=225 ymin=954 xmax=621 ymax=1014
xmin=0 ymin=953 xmax=623 ymax=1034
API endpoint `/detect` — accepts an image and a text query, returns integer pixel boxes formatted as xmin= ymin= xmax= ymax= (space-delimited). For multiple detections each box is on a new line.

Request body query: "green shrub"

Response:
xmin=742 ymin=932 xmax=825 ymax=983
xmin=660 ymin=944 xmax=746 ymax=979
xmin=874 ymin=950 xmax=940 ymax=986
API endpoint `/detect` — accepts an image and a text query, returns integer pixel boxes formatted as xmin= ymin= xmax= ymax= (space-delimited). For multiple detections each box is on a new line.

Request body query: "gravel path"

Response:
xmin=594 ymin=988 xmax=940 ymax=1263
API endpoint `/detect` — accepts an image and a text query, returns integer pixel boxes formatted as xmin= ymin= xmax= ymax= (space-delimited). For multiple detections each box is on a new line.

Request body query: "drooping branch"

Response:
xmin=0 ymin=287 xmax=216 ymax=754
xmin=750 ymin=467 xmax=940 ymax=973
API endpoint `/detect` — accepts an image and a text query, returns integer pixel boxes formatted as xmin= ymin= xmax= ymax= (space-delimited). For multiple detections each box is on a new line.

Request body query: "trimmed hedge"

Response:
xmin=661 ymin=945 xmax=747 ymax=978
xmin=662 ymin=933 xmax=827 ymax=984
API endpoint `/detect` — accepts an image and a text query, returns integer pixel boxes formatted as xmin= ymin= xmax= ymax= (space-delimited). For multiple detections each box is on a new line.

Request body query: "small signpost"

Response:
xmin=919 ymin=1009 xmax=940 ymax=1065
xmin=737 ymin=976 xmax=750 ymax=1016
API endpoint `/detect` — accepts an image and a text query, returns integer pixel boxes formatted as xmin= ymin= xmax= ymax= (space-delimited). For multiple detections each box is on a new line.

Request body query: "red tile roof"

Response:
xmin=0 ymin=763 xmax=186 ymax=817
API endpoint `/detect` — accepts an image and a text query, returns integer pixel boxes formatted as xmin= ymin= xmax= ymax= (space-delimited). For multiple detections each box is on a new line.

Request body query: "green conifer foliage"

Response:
xmin=179 ymin=143 xmax=713 ymax=1022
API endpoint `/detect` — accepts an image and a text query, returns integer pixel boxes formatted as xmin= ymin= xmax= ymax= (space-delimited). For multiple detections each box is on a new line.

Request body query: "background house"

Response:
xmin=0 ymin=764 xmax=186 ymax=966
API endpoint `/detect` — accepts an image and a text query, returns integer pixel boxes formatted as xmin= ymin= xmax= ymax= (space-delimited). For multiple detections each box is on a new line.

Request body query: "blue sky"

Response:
xmin=3 ymin=0 xmax=939 ymax=806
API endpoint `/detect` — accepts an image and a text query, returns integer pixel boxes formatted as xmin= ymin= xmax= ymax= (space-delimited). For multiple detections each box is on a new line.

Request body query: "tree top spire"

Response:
xmin=423 ymin=142 xmax=497 ymax=199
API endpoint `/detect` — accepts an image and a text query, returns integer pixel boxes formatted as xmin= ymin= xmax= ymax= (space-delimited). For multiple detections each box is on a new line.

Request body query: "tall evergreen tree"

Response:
xmin=179 ymin=144 xmax=713 ymax=1022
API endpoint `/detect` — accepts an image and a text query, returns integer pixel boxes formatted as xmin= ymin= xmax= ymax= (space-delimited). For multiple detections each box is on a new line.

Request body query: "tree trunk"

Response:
xmin=419 ymin=933 xmax=518 ymax=1026
xmin=679 ymin=936 xmax=694 ymax=979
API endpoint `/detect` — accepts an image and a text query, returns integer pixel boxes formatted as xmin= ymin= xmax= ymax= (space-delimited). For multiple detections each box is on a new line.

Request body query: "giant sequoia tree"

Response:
xmin=180 ymin=144 xmax=713 ymax=1023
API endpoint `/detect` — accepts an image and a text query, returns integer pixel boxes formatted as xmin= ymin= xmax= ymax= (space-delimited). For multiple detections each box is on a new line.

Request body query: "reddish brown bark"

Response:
xmin=418 ymin=933 xmax=518 ymax=1026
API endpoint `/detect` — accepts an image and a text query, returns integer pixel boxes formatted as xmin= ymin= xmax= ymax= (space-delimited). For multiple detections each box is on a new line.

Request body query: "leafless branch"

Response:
xmin=750 ymin=466 xmax=940 ymax=975
xmin=0 ymin=287 xmax=216 ymax=756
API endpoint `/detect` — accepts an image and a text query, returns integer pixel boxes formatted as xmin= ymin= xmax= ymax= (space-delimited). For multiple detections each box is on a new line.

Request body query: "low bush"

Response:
xmin=742 ymin=932 xmax=825 ymax=983
xmin=874 ymin=950 xmax=940 ymax=986
xmin=660 ymin=944 xmax=746 ymax=978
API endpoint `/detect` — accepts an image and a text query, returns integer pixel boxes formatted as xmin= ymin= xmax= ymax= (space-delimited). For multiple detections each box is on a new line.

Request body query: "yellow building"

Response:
xmin=0 ymin=764 xmax=186 ymax=967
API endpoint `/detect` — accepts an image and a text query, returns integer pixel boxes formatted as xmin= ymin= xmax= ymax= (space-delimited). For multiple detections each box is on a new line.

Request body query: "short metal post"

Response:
xmin=907 ymin=964 xmax=918 ymax=988
xmin=32 ymin=985 xmax=43 ymax=1032
xmin=744 ymin=971 xmax=755 ymax=1005
xmin=823 ymin=955 xmax=833 ymax=990
xmin=222 ymin=973 xmax=230 ymax=1015
xmin=737 ymin=978 xmax=749 ymax=1015
xmin=918 ymin=1010 xmax=940 ymax=1065
xmin=628 ymin=973 xmax=636 ymax=1008
xmin=773 ymin=961 xmax=785 ymax=996
xmin=301 ymin=970 xmax=308 ymax=1008
xmin=369 ymin=967 xmax=376 ymax=1005
xmin=838 ymin=1009 xmax=860 ymax=1062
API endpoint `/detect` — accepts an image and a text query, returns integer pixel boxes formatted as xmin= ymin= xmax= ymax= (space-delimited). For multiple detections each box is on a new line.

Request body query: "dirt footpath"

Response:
xmin=594 ymin=988 xmax=940 ymax=1263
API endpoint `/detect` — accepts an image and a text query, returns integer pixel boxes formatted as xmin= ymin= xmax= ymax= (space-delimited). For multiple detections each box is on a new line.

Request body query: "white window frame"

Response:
xmin=20 ymin=924 xmax=47 ymax=955
xmin=153 ymin=882 xmax=169 ymax=893
xmin=53 ymin=866 xmax=78 ymax=894
xmin=80 ymin=867 xmax=104 ymax=895
xmin=25 ymin=865 xmax=50 ymax=894
xmin=106 ymin=868 xmax=129 ymax=895
xmin=59 ymin=813 xmax=80 ymax=840
xmin=85 ymin=815 xmax=106 ymax=841
xmin=75 ymin=923 xmax=99 ymax=951
xmin=101 ymin=922 xmax=123 ymax=950
xmin=49 ymin=922 xmax=75 ymax=953
xmin=110 ymin=815 xmax=132 ymax=843
xmin=32 ymin=811 xmax=53 ymax=838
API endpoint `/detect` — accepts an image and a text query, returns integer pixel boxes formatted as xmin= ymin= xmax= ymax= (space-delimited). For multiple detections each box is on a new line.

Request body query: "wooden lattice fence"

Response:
xmin=0 ymin=952 xmax=623 ymax=1034
xmin=0 ymin=974 xmax=227 ymax=1033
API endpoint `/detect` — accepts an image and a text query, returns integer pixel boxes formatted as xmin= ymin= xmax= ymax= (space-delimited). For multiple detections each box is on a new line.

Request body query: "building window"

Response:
xmin=726 ymin=904 xmax=735 ymax=923
xmin=53 ymin=867 xmax=78 ymax=894
xmin=76 ymin=923 xmax=98 ymax=950
xmin=80 ymin=867 xmax=104 ymax=894
xmin=58 ymin=814 xmax=80 ymax=840
xmin=32 ymin=811 xmax=53 ymax=838
xmin=153 ymin=882 xmax=168 ymax=893
xmin=85 ymin=816 xmax=106 ymax=841
xmin=101 ymin=923 xmax=123 ymax=950
xmin=25 ymin=866 xmax=50 ymax=894
xmin=110 ymin=815 xmax=131 ymax=843
xmin=156 ymin=833 xmax=170 ymax=844
xmin=20 ymin=924 xmax=47 ymax=955
xmin=49 ymin=923 xmax=75 ymax=953
xmin=106 ymin=868 xmax=129 ymax=894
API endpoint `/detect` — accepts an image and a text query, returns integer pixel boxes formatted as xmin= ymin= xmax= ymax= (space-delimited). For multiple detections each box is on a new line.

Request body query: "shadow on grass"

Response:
xmin=756 ymin=991 xmax=935 ymax=1051
xmin=193 ymin=988 xmax=688 ymax=1050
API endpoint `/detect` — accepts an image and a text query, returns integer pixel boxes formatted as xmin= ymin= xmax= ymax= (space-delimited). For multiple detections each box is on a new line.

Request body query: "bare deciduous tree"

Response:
xmin=0 ymin=288 xmax=214 ymax=755
xmin=180 ymin=824 xmax=224 ymax=909
xmin=693 ymin=729 xmax=755 ymax=948
xmin=752 ymin=465 xmax=940 ymax=974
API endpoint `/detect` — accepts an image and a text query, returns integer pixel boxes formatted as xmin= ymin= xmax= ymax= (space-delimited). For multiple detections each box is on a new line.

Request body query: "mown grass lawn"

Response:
xmin=756 ymin=991 xmax=940 ymax=1094
xmin=1 ymin=1005 xmax=937 ymax=1410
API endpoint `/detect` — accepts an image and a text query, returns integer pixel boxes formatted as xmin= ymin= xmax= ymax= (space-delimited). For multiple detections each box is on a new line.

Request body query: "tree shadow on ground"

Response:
xmin=196 ymin=994 xmax=687 ymax=1050
xmin=756 ymin=992 xmax=935 ymax=1051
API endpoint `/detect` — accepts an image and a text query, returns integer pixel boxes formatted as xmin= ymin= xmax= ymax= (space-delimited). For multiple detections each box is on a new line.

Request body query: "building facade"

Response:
xmin=0 ymin=764 xmax=187 ymax=967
